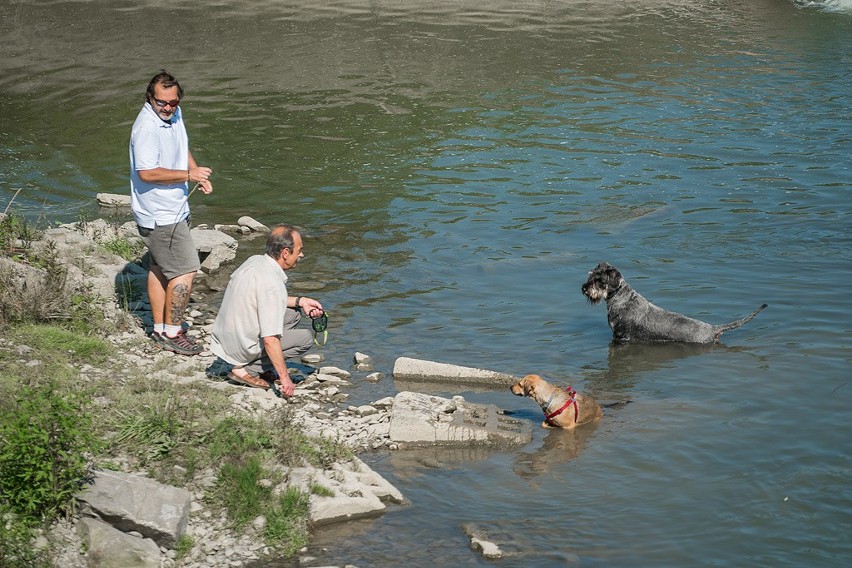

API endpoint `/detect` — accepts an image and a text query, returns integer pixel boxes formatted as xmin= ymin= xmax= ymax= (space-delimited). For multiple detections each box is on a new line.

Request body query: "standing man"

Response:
xmin=130 ymin=70 xmax=212 ymax=355
xmin=208 ymin=224 xmax=324 ymax=397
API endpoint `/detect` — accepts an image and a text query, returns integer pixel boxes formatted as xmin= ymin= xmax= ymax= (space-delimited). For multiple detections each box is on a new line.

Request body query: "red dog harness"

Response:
xmin=544 ymin=386 xmax=578 ymax=426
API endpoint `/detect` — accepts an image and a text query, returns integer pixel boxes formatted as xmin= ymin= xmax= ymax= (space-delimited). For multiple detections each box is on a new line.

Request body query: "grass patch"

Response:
xmin=99 ymin=236 xmax=144 ymax=262
xmin=0 ymin=339 xmax=341 ymax=560
xmin=175 ymin=534 xmax=195 ymax=560
xmin=98 ymin=377 xmax=233 ymax=479
xmin=211 ymin=458 xmax=310 ymax=553
xmin=310 ymin=483 xmax=334 ymax=497
xmin=214 ymin=456 xmax=271 ymax=529
xmin=1 ymin=213 xmax=111 ymax=333
xmin=264 ymin=487 xmax=309 ymax=554
xmin=10 ymin=324 xmax=113 ymax=365
xmin=0 ymin=252 xmax=70 ymax=329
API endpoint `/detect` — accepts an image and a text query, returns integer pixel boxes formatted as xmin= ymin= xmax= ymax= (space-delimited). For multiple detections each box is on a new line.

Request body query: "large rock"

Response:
xmin=35 ymin=226 xmax=128 ymax=301
xmin=392 ymin=357 xmax=518 ymax=389
xmin=190 ymin=227 xmax=238 ymax=272
xmin=388 ymin=391 xmax=531 ymax=446
xmin=76 ymin=517 xmax=161 ymax=568
xmin=237 ymin=215 xmax=270 ymax=233
xmin=76 ymin=470 xmax=191 ymax=549
xmin=96 ymin=193 xmax=132 ymax=208
xmin=288 ymin=457 xmax=405 ymax=526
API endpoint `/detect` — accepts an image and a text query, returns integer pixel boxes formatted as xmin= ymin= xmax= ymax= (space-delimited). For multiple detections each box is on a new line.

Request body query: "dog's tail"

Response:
xmin=716 ymin=303 xmax=768 ymax=335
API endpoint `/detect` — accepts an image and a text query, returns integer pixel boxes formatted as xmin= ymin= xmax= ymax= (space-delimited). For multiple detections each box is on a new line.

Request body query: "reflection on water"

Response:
xmin=3 ymin=1 xmax=852 ymax=567
xmin=512 ymin=424 xmax=599 ymax=480
xmin=583 ymin=341 xmax=729 ymax=396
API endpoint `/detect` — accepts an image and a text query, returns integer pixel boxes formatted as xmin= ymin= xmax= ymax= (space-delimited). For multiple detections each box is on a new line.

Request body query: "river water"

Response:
xmin=1 ymin=1 xmax=850 ymax=566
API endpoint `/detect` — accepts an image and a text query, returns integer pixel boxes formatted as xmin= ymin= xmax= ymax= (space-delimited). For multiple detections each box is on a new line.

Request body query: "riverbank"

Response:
xmin=1 ymin=212 xmax=408 ymax=567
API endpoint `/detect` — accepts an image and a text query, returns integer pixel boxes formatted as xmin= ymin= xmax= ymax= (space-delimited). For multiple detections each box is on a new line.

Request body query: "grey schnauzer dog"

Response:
xmin=581 ymin=262 xmax=767 ymax=343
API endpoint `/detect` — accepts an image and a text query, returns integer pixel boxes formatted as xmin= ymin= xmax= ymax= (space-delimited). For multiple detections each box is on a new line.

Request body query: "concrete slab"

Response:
xmin=392 ymin=357 xmax=518 ymax=390
xmin=388 ymin=391 xmax=531 ymax=447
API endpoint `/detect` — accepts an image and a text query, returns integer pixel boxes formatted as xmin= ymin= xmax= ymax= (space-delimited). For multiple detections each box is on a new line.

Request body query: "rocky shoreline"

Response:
xmin=4 ymin=209 xmax=528 ymax=567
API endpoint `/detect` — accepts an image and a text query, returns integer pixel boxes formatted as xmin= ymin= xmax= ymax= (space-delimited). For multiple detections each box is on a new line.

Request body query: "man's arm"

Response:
xmin=262 ymin=335 xmax=295 ymax=397
xmin=138 ymin=164 xmax=213 ymax=194
xmin=290 ymin=296 xmax=323 ymax=318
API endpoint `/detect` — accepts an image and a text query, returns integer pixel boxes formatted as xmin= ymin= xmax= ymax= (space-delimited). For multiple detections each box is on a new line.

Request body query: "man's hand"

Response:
xmin=277 ymin=374 xmax=296 ymax=397
xmin=262 ymin=334 xmax=294 ymax=398
xmin=299 ymin=297 xmax=324 ymax=318
xmin=189 ymin=165 xmax=213 ymax=194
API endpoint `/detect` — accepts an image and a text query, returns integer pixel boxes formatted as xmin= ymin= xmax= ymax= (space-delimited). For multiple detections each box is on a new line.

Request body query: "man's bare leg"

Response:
xmin=165 ymin=271 xmax=195 ymax=326
xmin=155 ymin=270 xmax=202 ymax=355
xmin=148 ymin=264 xmax=168 ymax=328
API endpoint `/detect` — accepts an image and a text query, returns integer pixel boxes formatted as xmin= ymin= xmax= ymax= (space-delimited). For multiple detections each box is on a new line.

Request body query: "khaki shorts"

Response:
xmin=138 ymin=219 xmax=200 ymax=280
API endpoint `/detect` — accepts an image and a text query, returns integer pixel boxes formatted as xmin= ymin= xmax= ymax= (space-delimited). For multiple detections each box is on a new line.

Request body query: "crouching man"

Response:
xmin=208 ymin=224 xmax=323 ymax=397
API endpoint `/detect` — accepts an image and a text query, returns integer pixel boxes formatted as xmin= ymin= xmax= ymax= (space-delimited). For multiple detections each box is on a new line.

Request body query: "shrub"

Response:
xmin=0 ymin=212 xmax=39 ymax=259
xmin=0 ymin=381 xmax=99 ymax=522
xmin=0 ymin=252 xmax=70 ymax=330
xmin=0 ymin=212 xmax=110 ymax=333
xmin=0 ymin=505 xmax=52 ymax=568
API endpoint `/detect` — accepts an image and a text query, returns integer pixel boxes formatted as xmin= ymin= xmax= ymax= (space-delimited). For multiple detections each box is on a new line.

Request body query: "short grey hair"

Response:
xmin=266 ymin=224 xmax=299 ymax=259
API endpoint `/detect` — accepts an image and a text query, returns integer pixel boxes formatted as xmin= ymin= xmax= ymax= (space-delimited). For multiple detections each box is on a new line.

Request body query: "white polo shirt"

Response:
xmin=129 ymin=102 xmax=190 ymax=228
xmin=208 ymin=254 xmax=289 ymax=366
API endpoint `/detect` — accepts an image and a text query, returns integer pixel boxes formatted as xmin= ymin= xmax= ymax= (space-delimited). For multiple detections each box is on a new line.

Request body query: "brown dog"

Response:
xmin=510 ymin=374 xmax=603 ymax=429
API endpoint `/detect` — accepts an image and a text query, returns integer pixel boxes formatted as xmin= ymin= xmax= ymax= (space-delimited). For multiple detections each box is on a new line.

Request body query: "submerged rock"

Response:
xmin=388 ymin=391 xmax=531 ymax=447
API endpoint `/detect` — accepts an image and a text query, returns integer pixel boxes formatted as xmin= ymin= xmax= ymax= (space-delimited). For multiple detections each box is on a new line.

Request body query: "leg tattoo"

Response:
xmin=169 ymin=282 xmax=190 ymax=325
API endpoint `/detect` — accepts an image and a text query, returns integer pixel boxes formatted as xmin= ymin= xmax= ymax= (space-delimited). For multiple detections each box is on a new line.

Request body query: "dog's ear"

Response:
xmin=521 ymin=374 xmax=538 ymax=396
xmin=603 ymin=265 xmax=622 ymax=286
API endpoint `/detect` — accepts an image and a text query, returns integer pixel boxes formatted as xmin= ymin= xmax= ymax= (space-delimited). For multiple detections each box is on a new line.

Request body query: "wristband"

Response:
xmin=294 ymin=297 xmax=302 ymax=311
xmin=187 ymin=169 xmax=190 ymax=182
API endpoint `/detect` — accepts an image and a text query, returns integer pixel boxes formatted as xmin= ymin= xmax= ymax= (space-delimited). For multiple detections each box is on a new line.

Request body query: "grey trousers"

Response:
xmin=247 ymin=308 xmax=313 ymax=374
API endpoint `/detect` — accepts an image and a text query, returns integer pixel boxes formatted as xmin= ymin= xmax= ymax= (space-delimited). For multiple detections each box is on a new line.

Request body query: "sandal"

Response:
xmin=227 ymin=371 xmax=270 ymax=390
xmin=257 ymin=371 xmax=284 ymax=398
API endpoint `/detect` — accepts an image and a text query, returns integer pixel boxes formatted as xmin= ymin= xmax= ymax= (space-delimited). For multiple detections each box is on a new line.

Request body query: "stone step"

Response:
xmin=392 ymin=357 xmax=518 ymax=390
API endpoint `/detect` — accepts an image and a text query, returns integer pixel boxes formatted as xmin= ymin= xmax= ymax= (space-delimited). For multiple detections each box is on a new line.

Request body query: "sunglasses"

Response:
xmin=152 ymin=98 xmax=180 ymax=108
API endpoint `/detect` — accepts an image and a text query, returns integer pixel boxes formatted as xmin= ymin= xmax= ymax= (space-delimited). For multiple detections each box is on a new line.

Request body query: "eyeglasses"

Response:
xmin=153 ymin=98 xmax=180 ymax=108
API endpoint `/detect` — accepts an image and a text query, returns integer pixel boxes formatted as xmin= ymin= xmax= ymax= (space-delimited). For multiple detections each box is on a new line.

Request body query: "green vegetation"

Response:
xmin=0 ymin=381 xmax=99 ymax=520
xmin=0 ymin=211 xmax=353 ymax=563
xmin=175 ymin=534 xmax=195 ymax=561
xmin=99 ymin=235 xmax=144 ymax=261
xmin=310 ymin=483 xmax=335 ymax=497
xmin=0 ymin=507 xmax=52 ymax=568
xmin=263 ymin=488 xmax=310 ymax=555
xmin=0 ymin=213 xmax=108 ymax=333
xmin=13 ymin=324 xmax=114 ymax=364
xmin=0 ymin=211 xmax=39 ymax=260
